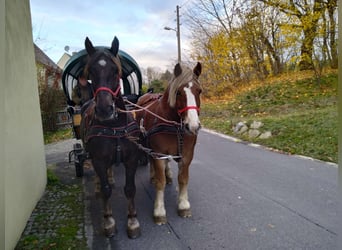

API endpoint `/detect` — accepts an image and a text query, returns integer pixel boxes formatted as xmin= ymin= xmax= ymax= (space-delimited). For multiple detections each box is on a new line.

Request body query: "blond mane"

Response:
xmin=168 ymin=65 xmax=195 ymax=107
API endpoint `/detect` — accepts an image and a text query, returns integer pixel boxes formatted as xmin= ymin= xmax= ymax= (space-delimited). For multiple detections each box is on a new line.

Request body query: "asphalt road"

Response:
xmin=76 ymin=129 xmax=337 ymax=250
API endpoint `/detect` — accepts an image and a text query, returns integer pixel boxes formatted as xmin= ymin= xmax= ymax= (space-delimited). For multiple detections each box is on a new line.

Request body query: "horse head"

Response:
xmin=168 ymin=62 xmax=202 ymax=135
xmin=84 ymin=36 xmax=122 ymax=121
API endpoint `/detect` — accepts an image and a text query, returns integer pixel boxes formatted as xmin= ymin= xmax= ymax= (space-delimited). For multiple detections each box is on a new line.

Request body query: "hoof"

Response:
xmin=104 ymin=217 xmax=117 ymax=238
xmin=104 ymin=225 xmax=117 ymax=238
xmin=178 ymin=209 xmax=192 ymax=218
xmin=127 ymin=227 xmax=141 ymax=239
xmin=153 ymin=215 xmax=167 ymax=225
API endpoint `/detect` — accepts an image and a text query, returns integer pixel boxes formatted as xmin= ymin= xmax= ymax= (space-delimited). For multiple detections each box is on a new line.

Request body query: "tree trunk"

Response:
xmin=328 ymin=6 xmax=338 ymax=69
xmin=298 ymin=20 xmax=317 ymax=71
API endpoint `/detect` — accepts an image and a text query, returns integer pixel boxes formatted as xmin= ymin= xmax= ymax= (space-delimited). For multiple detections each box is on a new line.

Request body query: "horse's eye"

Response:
xmin=176 ymin=90 xmax=181 ymax=96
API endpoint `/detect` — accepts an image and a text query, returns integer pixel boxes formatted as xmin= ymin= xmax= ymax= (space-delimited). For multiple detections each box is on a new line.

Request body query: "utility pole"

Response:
xmin=176 ymin=5 xmax=181 ymax=63
xmin=164 ymin=5 xmax=181 ymax=63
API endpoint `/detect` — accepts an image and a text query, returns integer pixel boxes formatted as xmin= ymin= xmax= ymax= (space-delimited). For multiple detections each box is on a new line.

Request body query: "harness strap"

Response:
xmin=143 ymin=123 xmax=185 ymax=161
xmin=146 ymin=123 xmax=181 ymax=137
xmin=86 ymin=121 xmax=140 ymax=142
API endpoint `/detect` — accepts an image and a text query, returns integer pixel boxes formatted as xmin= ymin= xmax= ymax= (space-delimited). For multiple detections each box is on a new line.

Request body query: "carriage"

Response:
xmin=62 ymin=47 xmax=143 ymax=177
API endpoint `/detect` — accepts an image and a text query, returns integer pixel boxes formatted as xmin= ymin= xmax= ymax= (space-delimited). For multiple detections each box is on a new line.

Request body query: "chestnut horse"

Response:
xmin=80 ymin=36 xmax=144 ymax=238
xmin=136 ymin=62 xmax=202 ymax=224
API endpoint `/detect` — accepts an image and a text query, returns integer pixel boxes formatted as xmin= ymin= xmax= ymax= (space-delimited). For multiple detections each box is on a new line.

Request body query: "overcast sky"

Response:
xmin=29 ymin=0 xmax=194 ymax=71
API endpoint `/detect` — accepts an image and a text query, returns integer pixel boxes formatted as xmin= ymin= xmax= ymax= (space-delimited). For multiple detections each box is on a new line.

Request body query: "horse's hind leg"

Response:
xmin=152 ymin=159 xmax=167 ymax=225
xmin=177 ymin=160 xmax=191 ymax=218
xmin=124 ymin=160 xmax=141 ymax=239
xmin=150 ymin=158 xmax=172 ymax=184
xmin=149 ymin=156 xmax=155 ymax=184
xmin=165 ymin=159 xmax=173 ymax=184
xmin=108 ymin=166 xmax=115 ymax=186
xmin=95 ymin=167 xmax=114 ymax=197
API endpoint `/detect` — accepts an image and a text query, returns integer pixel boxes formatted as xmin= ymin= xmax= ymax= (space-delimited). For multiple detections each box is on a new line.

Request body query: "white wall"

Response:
xmin=3 ymin=0 xmax=47 ymax=249
xmin=0 ymin=0 xmax=5 ymax=249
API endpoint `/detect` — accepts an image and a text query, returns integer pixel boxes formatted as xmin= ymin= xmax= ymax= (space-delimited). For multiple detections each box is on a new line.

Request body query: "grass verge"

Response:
xmin=201 ymin=72 xmax=337 ymax=163
xmin=44 ymin=128 xmax=73 ymax=144
xmin=15 ymin=167 xmax=88 ymax=250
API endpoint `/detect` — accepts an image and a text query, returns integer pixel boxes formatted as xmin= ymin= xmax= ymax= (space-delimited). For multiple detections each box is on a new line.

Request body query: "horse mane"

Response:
xmin=167 ymin=65 xmax=194 ymax=108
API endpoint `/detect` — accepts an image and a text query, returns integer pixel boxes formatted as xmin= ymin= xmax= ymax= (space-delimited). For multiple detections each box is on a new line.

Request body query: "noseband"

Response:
xmin=94 ymin=85 xmax=121 ymax=98
xmin=178 ymin=106 xmax=200 ymax=115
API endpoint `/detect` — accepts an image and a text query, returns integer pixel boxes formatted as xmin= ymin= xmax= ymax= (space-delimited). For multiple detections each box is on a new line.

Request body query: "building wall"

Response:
xmin=4 ymin=0 xmax=46 ymax=249
xmin=0 ymin=0 xmax=5 ymax=249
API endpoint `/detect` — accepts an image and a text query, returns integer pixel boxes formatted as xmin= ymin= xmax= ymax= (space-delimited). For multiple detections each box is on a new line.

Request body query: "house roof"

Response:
xmin=34 ymin=44 xmax=62 ymax=73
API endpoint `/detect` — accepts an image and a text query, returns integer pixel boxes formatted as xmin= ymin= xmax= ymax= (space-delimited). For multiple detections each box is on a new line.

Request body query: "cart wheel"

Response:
xmin=74 ymin=143 xmax=84 ymax=177
xmin=75 ymin=161 xmax=84 ymax=177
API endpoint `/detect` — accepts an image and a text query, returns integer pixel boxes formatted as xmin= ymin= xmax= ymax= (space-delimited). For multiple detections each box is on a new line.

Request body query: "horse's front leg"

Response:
xmin=177 ymin=159 xmax=192 ymax=218
xmin=152 ymin=159 xmax=167 ymax=225
xmin=124 ymin=159 xmax=141 ymax=239
xmin=93 ymin=159 xmax=117 ymax=237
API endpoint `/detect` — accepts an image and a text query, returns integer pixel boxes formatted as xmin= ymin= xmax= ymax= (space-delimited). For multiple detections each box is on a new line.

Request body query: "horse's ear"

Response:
xmin=193 ymin=62 xmax=202 ymax=78
xmin=111 ymin=36 xmax=119 ymax=56
xmin=85 ymin=37 xmax=96 ymax=55
xmin=174 ymin=63 xmax=182 ymax=77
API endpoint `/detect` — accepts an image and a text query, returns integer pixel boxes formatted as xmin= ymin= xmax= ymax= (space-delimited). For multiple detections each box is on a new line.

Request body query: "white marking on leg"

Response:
xmin=128 ymin=217 xmax=140 ymax=230
xmin=154 ymin=190 xmax=166 ymax=217
xmin=183 ymin=82 xmax=200 ymax=133
xmin=98 ymin=59 xmax=107 ymax=67
xmin=178 ymin=184 xmax=190 ymax=210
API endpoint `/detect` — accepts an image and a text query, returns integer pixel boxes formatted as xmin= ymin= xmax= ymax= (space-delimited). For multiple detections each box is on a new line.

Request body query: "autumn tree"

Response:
xmin=324 ymin=0 xmax=338 ymax=68
xmin=259 ymin=0 xmax=328 ymax=71
xmin=186 ymin=0 xmax=286 ymax=96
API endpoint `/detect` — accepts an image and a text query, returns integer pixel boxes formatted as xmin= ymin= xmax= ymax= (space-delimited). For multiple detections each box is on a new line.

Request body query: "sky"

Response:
xmin=29 ymin=0 xmax=194 ymax=72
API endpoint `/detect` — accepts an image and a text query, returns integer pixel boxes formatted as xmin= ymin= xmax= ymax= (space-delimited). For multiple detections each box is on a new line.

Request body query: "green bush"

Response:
xmin=39 ymin=84 xmax=66 ymax=132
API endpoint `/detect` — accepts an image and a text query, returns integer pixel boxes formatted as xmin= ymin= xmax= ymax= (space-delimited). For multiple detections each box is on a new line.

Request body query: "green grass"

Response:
xmin=15 ymin=169 xmax=88 ymax=250
xmin=47 ymin=168 xmax=59 ymax=186
xmin=201 ymin=72 xmax=337 ymax=163
xmin=44 ymin=128 xmax=73 ymax=144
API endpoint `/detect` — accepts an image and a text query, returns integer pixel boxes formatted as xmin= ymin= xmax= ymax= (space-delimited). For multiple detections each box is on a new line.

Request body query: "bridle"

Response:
xmin=176 ymin=81 xmax=201 ymax=116
xmin=177 ymin=106 xmax=200 ymax=115
xmin=94 ymin=85 xmax=121 ymax=99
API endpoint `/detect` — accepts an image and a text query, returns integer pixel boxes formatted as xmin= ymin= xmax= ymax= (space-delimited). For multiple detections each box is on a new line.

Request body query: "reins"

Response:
xmin=119 ymin=98 xmax=182 ymax=126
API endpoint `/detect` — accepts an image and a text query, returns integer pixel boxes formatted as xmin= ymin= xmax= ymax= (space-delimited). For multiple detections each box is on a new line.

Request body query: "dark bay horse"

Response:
xmin=135 ymin=62 xmax=202 ymax=225
xmin=80 ymin=36 xmax=143 ymax=238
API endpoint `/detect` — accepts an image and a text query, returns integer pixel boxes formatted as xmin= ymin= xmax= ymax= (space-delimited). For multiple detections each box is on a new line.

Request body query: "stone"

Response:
xmin=233 ymin=121 xmax=245 ymax=133
xmin=238 ymin=125 xmax=248 ymax=134
xmin=259 ymin=131 xmax=272 ymax=139
xmin=248 ymin=129 xmax=260 ymax=138
xmin=234 ymin=121 xmax=248 ymax=134
xmin=250 ymin=121 xmax=263 ymax=129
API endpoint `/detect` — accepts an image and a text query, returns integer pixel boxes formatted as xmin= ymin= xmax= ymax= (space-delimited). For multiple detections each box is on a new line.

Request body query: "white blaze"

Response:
xmin=183 ymin=82 xmax=200 ymax=133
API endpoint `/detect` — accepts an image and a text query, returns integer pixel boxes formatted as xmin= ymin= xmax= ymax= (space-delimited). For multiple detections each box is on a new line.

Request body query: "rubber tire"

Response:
xmin=75 ymin=161 xmax=84 ymax=177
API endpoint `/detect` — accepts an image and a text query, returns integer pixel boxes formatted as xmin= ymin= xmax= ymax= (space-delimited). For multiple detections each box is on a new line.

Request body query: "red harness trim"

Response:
xmin=178 ymin=106 xmax=200 ymax=115
xmin=94 ymin=85 xmax=121 ymax=98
